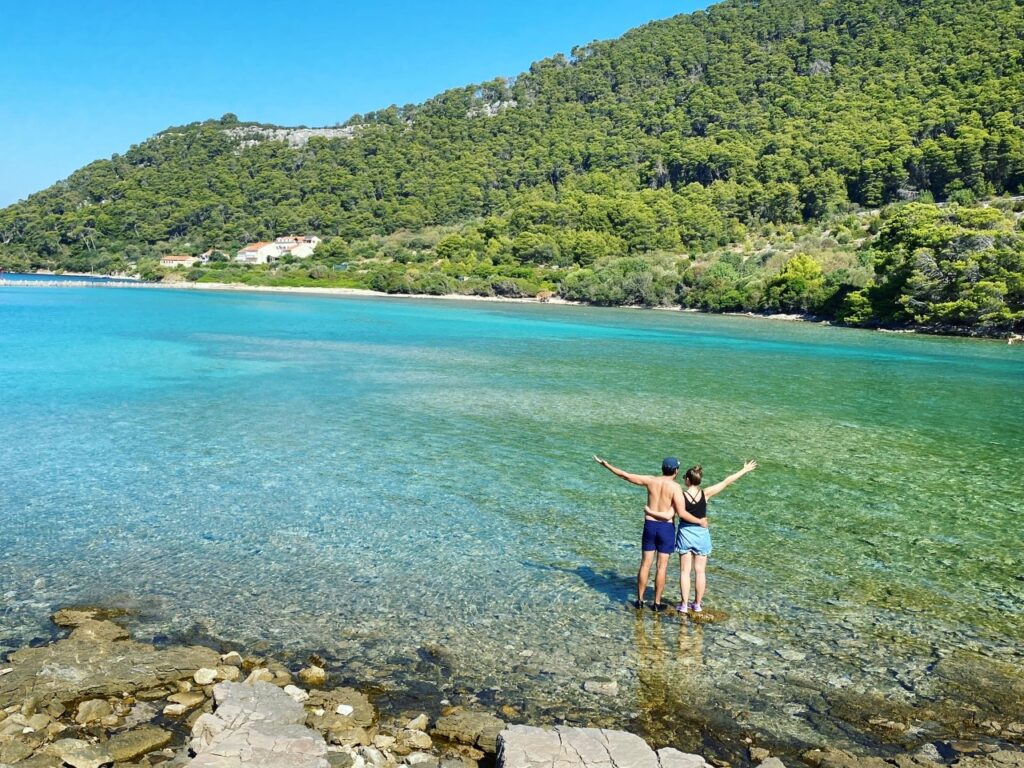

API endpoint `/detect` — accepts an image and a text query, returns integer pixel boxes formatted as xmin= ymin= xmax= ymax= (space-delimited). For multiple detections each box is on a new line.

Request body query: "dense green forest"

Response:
xmin=1 ymin=0 xmax=1023 ymax=334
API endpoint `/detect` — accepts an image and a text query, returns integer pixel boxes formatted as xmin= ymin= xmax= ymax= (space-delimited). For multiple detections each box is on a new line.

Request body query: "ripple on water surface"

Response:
xmin=1 ymin=287 xmax=1022 ymax=755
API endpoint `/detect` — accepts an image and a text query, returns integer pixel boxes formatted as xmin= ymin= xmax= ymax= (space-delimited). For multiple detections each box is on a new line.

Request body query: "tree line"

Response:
xmin=1 ymin=0 xmax=1022 ymax=334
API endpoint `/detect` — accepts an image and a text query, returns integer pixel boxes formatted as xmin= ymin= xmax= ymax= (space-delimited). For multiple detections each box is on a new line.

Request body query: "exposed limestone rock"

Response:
xmin=285 ymin=684 xmax=310 ymax=703
xmin=407 ymin=714 xmax=429 ymax=732
xmin=168 ymin=690 xmax=206 ymax=708
xmin=497 ymin=725 xmax=712 ymax=768
xmin=0 ymin=736 xmax=37 ymax=764
xmin=802 ymin=747 xmax=892 ymax=768
xmin=223 ymin=125 xmax=357 ymax=149
xmin=958 ymin=753 xmax=1024 ymax=768
xmin=194 ymin=668 xmax=218 ymax=686
xmin=106 ymin=724 xmax=173 ymax=762
xmin=307 ymin=687 xmax=376 ymax=746
xmin=68 ymin=619 xmax=130 ymax=643
xmin=300 ymin=666 xmax=328 ymax=686
xmin=188 ymin=681 xmax=329 ymax=767
xmin=0 ymin=623 xmax=219 ymax=709
xmin=42 ymin=737 xmax=114 ymax=768
xmin=220 ymin=651 xmax=243 ymax=667
xmin=397 ymin=728 xmax=433 ymax=752
xmin=216 ymin=664 xmax=241 ymax=682
xmin=74 ymin=698 xmax=112 ymax=724
xmin=433 ymin=711 xmax=504 ymax=754
xmin=245 ymin=668 xmax=276 ymax=684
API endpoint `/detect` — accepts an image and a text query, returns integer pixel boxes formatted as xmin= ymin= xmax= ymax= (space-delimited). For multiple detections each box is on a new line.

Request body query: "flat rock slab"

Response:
xmin=497 ymin=725 xmax=711 ymax=768
xmin=188 ymin=681 xmax=329 ymax=768
xmin=0 ymin=621 xmax=220 ymax=708
xmin=433 ymin=711 xmax=505 ymax=753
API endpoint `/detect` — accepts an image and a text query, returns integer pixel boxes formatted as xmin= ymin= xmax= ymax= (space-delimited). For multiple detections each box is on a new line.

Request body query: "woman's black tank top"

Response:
xmin=683 ymin=489 xmax=707 ymax=521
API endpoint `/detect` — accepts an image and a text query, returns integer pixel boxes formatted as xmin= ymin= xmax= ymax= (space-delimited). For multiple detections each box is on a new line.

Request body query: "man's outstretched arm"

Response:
xmin=594 ymin=456 xmax=650 ymax=486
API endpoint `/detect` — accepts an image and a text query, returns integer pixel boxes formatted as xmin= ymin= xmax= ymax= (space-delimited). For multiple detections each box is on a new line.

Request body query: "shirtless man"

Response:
xmin=594 ymin=455 xmax=708 ymax=612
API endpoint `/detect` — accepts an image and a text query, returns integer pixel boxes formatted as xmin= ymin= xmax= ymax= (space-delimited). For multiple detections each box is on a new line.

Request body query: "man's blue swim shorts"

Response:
xmin=642 ymin=519 xmax=675 ymax=554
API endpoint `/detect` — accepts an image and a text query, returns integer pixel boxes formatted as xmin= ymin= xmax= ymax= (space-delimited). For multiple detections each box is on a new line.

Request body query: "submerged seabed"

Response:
xmin=1 ymin=285 xmax=1022 ymax=758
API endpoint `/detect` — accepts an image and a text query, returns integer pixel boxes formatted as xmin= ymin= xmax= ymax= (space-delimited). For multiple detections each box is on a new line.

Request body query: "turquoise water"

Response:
xmin=1 ymin=284 xmax=1022 ymax=757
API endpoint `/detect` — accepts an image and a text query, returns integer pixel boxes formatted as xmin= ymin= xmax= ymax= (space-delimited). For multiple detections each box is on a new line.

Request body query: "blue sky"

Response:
xmin=0 ymin=1 xmax=710 ymax=208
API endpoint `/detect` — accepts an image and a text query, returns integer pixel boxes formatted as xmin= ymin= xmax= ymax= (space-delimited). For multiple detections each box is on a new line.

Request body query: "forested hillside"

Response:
xmin=2 ymin=0 xmax=1023 ymax=333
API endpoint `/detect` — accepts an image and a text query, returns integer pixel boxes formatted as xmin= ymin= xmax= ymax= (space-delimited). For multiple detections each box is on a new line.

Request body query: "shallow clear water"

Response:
xmin=1 ymin=285 xmax=1022 ymax=757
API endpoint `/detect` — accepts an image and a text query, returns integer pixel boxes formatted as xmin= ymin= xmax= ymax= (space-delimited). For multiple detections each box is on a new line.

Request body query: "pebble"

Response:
xmin=245 ymin=668 xmax=275 ymax=684
xmin=216 ymin=665 xmax=241 ymax=682
xmin=400 ymin=729 xmax=433 ymax=750
xmin=167 ymin=691 xmax=205 ymax=708
xmin=407 ymin=713 xmax=429 ymax=731
xmin=914 ymin=743 xmax=942 ymax=762
xmin=337 ymin=704 xmax=355 ymax=716
xmin=406 ymin=752 xmax=438 ymax=766
xmin=583 ymin=677 xmax=619 ymax=696
xmin=284 ymin=684 xmax=310 ymax=703
xmin=194 ymin=668 xmax=218 ymax=685
xmin=735 ymin=632 xmax=768 ymax=646
xmin=358 ymin=746 xmax=389 ymax=768
xmin=220 ymin=651 xmax=243 ymax=667
xmin=164 ymin=703 xmax=188 ymax=717
xmin=300 ymin=665 xmax=328 ymax=686
xmin=775 ymin=649 xmax=806 ymax=662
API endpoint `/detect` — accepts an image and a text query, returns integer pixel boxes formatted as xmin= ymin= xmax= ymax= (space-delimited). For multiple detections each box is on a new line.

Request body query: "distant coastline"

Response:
xmin=3 ymin=272 xmax=1020 ymax=341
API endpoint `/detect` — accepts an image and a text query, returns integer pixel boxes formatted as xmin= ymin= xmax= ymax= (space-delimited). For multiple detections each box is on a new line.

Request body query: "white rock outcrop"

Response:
xmin=497 ymin=725 xmax=712 ymax=768
xmin=188 ymin=680 xmax=329 ymax=767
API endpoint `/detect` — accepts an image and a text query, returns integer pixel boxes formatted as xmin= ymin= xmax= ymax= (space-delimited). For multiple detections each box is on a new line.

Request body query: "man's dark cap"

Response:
xmin=662 ymin=457 xmax=680 ymax=472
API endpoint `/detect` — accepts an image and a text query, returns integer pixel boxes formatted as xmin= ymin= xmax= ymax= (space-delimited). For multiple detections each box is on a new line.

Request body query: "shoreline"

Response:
xmin=2 ymin=608 xmax=1021 ymax=768
xmin=3 ymin=273 xmax=1021 ymax=341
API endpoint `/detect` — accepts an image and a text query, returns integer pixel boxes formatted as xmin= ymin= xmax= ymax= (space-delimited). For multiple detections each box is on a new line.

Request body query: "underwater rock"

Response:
xmin=583 ymin=677 xmax=618 ymax=696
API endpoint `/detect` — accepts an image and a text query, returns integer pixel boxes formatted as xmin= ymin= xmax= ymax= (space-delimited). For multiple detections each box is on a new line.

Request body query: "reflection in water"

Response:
xmin=632 ymin=613 xmax=707 ymax=749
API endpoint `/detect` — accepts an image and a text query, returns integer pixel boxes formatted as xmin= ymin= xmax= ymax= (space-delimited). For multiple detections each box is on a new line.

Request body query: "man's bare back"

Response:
xmin=643 ymin=475 xmax=684 ymax=522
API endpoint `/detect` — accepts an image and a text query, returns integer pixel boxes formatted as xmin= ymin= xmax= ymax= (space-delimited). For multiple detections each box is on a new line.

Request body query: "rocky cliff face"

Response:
xmin=222 ymin=125 xmax=358 ymax=148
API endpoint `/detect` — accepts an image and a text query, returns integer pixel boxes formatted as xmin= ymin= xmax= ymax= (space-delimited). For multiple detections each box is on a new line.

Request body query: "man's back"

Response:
xmin=645 ymin=475 xmax=681 ymax=520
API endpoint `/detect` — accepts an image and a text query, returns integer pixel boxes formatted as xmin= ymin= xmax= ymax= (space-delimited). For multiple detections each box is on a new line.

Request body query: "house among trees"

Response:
xmin=159 ymin=254 xmax=198 ymax=268
xmin=234 ymin=242 xmax=277 ymax=264
xmin=273 ymin=235 xmax=321 ymax=259
xmin=235 ymin=236 xmax=321 ymax=264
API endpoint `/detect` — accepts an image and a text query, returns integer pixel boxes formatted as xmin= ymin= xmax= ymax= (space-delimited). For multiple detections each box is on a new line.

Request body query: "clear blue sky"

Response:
xmin=0 ymin=1 xmax=710 ymax=208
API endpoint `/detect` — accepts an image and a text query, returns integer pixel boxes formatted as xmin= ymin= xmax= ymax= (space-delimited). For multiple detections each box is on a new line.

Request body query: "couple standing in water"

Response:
xmin=594 ymin=454 xmax=757 ymax=613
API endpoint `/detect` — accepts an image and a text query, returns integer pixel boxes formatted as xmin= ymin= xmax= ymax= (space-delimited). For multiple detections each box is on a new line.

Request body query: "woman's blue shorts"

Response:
xmin=676 ymin=524 xmax=712 ymax=556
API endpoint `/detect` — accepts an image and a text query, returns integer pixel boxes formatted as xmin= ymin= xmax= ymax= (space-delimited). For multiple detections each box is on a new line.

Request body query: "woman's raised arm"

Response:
xmin=704 ymin=460 xmax=757 ymax=499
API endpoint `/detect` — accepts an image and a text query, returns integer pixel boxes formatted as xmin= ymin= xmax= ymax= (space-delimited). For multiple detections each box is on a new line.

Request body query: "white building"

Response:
xmin=160 ymin=254 xmax=198 ymax=268
xmin=272 ymin=236 xmax=321 ymax=260
xmin=234 ymin=242 xmax=278 ymax=264
xmin=235 ymin=236 xmax=321 ymax=264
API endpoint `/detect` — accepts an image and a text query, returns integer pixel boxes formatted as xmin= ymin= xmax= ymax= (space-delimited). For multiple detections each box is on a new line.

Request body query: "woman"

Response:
xmin=676 ymin=460 xmax=757 ymax=614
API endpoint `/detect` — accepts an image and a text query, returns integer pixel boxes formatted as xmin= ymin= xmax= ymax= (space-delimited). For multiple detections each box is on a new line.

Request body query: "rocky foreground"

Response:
xmin=0 ymin=610 xmax=1021 ymax=768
